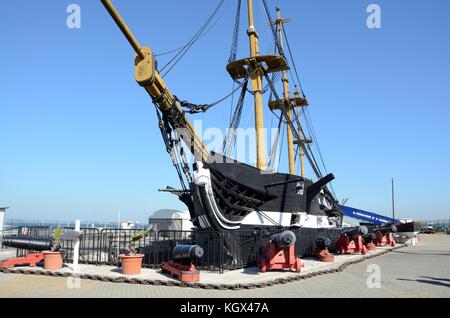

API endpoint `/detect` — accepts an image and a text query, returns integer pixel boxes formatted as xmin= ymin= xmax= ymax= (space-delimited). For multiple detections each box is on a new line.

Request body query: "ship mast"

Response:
xmin=247 ymin=0 xmax=266 ymax=171
xmin=274 ymin=7 xmax=295 ymax=175
xmin=269 ymin=7 xmax=310 ymax=177
xmin=293 ymin=86 xmax=310 ymax=177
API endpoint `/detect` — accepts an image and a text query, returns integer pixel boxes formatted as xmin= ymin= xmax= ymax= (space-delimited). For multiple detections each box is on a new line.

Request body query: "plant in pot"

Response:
xmin=43 ymin=227 xmax=64 ymax=270
xmin=119 ymin=228 xmax=148 ymax=275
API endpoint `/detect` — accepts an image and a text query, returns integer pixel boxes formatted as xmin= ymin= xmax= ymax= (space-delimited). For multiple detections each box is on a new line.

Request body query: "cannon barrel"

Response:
xmin=307 ymin=173 xmax=335 ymax=200
xmin=316 ymin=237 xmax=332 ymax=249
xmin=2 ymin=236 xmax=51 ymax=251
xmin=341 ymin=226 xmax=368 ymax=238
xmin=173 ymin=245 xmax=204 ymax=260
xmin=374 ymin=225 xmax=397 ymax=234
xmin=270 ymin=230 xmax=296 ymax=247
xmin=364 ymin=233 xmax=376 ymax=243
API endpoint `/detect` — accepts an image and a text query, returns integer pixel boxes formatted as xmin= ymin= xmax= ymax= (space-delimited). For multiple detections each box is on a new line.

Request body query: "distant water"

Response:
xmin=4 ymin=219 xmax=145 ymax=229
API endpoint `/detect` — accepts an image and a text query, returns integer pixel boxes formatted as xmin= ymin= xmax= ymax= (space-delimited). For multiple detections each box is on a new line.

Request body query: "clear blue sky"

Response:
xmin=1 ymin=0 xmax=449 ymax=223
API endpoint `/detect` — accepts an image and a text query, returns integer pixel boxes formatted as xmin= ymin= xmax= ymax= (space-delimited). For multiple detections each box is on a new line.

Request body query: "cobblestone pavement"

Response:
xmin=0 ymin=234 xmax=449 ymax=298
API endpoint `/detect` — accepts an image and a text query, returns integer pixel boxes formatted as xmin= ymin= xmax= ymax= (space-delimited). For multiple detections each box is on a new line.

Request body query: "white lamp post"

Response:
xmin=60 ymin=220 xmax=81 ymax=273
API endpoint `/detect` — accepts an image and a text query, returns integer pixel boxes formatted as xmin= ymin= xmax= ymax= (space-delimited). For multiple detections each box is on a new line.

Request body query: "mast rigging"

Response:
xmin=100 ymin=0 xmax=343 ymax=243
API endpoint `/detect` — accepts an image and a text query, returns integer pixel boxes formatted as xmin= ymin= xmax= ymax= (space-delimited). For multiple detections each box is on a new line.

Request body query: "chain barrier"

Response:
xmin=0 ymin=245 xmax=405 ymax=290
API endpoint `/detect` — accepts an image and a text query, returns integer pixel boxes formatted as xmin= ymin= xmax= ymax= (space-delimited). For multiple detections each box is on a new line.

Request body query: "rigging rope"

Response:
xmin=160 ymin=0 xmax=227 ymax=78
xmin=154 ymin=107 xmax=188 ymax=191
xmin=261 ymin=0 xmax=284 ymax=57
xmin=156 ymin=0 xmax=231 ymax=59
xmin=281 ymin=23 xmax=337 ymax=197
xmin=229 ymin=81 xmax=236 ymax=124
xmin=261 ymin=68 xmax=324 ymax=181
xmin=178 ymin=73 xmax=250 ymax=114
xmin=267 ymin=114 xmax=283 ymax=172
xmin=267 ymin=69 xmax=282 ymax=171
xmin=304 ymin=107 xmax=337 ymax=197
xmin=230 ymin=8 xmax=280 ymax=96
xmin=155 ymin=46 xmax=185 ymax=57
xmin=156 ymin=105 xmax=215 ymax=229
xmin=277 ymin=123 xmax=286 ymax=172
xmin=282 ymin=26 xmax=305 ymax=97
xmin=222 ymin=80 xmax=249 ymax=156
xmin=227 ymin=0 xmax=242 ymax=126
xmin=178 ymin=65 xmax=260 ymax=115
xmin=228 ymin=0 xmax=242 ymax=63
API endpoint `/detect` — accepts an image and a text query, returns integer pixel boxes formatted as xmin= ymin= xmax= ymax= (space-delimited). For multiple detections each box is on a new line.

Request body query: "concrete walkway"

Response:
xmin=0 ymin=234 xmax=449 ymax=297
xmin=0 ymin=245 xmax=395 ymax=286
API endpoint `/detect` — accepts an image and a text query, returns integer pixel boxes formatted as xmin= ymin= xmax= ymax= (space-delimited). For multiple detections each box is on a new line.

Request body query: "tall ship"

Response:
xmin=101 ymin=0 xmax=344 ymax=258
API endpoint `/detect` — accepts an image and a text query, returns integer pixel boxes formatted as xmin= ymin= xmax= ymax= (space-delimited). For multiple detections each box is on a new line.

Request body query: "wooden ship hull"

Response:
xmin=181 ymin=153 xmax=342 ymax=233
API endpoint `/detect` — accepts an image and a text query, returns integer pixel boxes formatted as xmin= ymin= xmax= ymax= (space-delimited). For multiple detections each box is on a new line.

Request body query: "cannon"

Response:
xmin=314 ymin=237 xmax=334 ymax=262
xmin=160 ymin=244 xmax=203 ymax=282
xmin=1 ymin=236 xmax=52 ymax=251
xmin=336 ymin=226 xmax=368 ymax=255
xmin=363 ymin=233 xmax=377 ymax=251
xmin=259 ymin=230 xmax=303 ymax=273
xmin=341 ymin=226 xmax=368 ymax=238
xmin=0 ymin=236 xmax=53 ymax=269
xmin=269 ymin=230 xmax=296 ymax=248
xmin=374 ymin=225 xmax=397 ymax=234
xmin=306 ymin=173 xmax=335 ymax=208
xmin=373 ymin=225 xmax=397 ymax=247
xmin=173 ymin=244 xmax=204 ymax=264
xmin=316 ymin=237 xmax=331 ymax=249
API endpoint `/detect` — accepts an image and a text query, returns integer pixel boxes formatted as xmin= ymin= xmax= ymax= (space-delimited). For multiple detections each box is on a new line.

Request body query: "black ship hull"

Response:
xmin=171 ymin=153 xmax=344 ymax=263
xmin=180 ymin=153 xmax=342 ymax=232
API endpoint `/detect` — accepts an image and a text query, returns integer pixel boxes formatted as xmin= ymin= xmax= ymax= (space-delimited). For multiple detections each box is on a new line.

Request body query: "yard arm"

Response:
xmin=100 ymin=0 xmax=208 ymax=162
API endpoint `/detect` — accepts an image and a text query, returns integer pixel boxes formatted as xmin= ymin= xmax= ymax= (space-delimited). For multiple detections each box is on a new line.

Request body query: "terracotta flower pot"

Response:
xmin=43 ymin=251 xmax=64 ymax=270
xmin=119 ymin=254 xmax=144 ymax=275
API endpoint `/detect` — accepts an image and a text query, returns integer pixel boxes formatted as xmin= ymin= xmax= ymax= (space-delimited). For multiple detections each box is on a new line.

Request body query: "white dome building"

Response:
xmin=148 ymin=209 xmax=194 ymax=232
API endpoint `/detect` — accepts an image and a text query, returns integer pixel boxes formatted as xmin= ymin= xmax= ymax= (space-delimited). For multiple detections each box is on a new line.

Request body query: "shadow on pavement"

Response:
xmin=420 ymin=276 xmax=450 ymax=283
xmin=392 ymin=251 xmax=450 ymax=256
xmin=397 ymin=277 xmax=450 ymax=288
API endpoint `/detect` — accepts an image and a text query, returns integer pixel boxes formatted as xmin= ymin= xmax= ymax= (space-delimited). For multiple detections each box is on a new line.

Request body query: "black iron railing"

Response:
xmin=1 ymin=225 xmax=342 ymax=273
